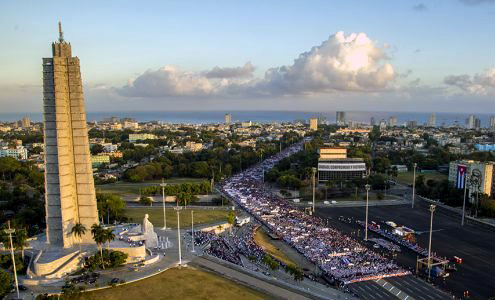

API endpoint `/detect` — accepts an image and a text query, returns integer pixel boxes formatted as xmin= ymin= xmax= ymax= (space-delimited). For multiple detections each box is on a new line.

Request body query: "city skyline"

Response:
xmin=1 ymin=1 xmax=495 ymax=113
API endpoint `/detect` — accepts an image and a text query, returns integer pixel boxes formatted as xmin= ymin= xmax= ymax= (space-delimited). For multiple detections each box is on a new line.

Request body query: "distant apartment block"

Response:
xmin=448 ymin=160 xmax=495 ymax=198
xmin=336 ymin=111 xmax=346 ymax=125
xmin=129 ymin=133 xmax=157 ymax=143
xmin=225 ymin=113 xmax=232 ymax=125
xmin=309 ymin=118 xmax=318 ymax=131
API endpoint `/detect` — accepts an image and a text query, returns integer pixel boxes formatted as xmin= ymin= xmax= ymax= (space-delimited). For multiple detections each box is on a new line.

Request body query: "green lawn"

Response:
xmin=253 ymin=228 xmax=295 ymax=266
xmin=396 ymin=171 xmax=447 ymax=185
xmin=124 ymin=207 xmax=229 ymax=229
xmin=96 ymin=178 xmax=207 ymax=195
xmin=81 ymin=266 xmax=268 ymax=300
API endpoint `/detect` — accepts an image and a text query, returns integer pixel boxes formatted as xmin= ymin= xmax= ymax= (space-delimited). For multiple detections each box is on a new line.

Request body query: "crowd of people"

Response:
xmin=219 ymin=142 xmax=410 ymax=284
xmin=359 ymin=221 xmax=447 ymax=263
xmin=190 ymin=224 xmax=265 ymax=267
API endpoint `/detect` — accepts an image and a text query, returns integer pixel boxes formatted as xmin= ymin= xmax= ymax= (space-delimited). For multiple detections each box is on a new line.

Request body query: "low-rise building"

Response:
xmin=129 ymin=133 xmax=157 ymax=143
xmin=317 ymin=147 xmax=366 ymax=182
xmin=91 ymin=155 xmax=110 ymax=167
xmin=0 ymin=146 xmax=28 ymax=160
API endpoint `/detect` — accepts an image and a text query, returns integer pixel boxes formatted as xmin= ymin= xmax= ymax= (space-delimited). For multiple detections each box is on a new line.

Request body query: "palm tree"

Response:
xmin=104 ymin=229 xmax=115 ymax=250
xmin=91 ymin=224 xmax=105 ymax=257
xmin=70 ymin=223 xmax=87 ymax=255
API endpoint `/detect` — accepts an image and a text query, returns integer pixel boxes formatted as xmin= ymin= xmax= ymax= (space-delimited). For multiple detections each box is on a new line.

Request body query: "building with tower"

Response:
xmin=42 ymin=22 xmax=99 ymax=248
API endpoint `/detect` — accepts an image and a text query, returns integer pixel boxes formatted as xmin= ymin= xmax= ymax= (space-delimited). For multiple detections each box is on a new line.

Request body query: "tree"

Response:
xmin=0 ymin=269 xmax=11 ymax=299
xmin=90 ymin=144 xmax=105 ymax=155
xmin=227 ymin=210 xmax=236 ymax=234
xmin=70 ymin=223 xmax=87 ymax=255
xmin=14 ymin=228 xmax=28 ymax=260
xmin=139 ymin=196 xmax=153 ymax=206
xmin=91 ymin=224 xmax=105 ymax=265
xmin=104 ymin=228 xmax=115 ymax=250
xmin=97 ymin=193 xmax=126 ymax=222
xmin=176 ymin=192 xmax=197 ymax=207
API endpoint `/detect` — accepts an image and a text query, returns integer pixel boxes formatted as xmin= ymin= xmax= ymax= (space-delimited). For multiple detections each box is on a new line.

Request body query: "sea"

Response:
xmin=0 ymin=111 xmax=493 ymax=127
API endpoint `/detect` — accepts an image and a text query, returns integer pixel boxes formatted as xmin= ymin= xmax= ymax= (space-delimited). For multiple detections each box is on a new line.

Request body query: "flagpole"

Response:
xmin=462 ymin=174 xmax=468 ymax=226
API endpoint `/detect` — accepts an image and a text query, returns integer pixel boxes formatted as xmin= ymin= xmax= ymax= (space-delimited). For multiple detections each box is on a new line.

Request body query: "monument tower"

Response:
xmin=42 ymin=22 xmax=98 ymax=248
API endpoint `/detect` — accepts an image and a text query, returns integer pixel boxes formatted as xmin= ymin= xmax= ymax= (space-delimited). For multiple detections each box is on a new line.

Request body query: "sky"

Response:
xmin=1 ymin=0 xmax=495 ymax=113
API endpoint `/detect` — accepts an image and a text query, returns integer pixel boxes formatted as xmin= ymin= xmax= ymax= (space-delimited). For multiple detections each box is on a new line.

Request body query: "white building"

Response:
xmin=0 ymin=146 xmax=28 ymax=160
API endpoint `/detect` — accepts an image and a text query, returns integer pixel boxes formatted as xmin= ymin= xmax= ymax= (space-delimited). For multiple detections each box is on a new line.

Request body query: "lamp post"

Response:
xmin=175 ymin=207 xmax=182 ymax=265
xmin=191 ymin=210 xmax=195 ymax=253
xmin=312 ymin=167 xmax=317 ymax=213
xmin=365 ymin=184 xmax=371 ymax=241
xmin=427 ymin=204 xmax=436 ymax=281
xmin=4 ymin=221 xmax=19 ymax=299
xmin=161 ymin=179 xmax=168 ymax=230
xmin=412 ymin=163 xmax=417 ymax=208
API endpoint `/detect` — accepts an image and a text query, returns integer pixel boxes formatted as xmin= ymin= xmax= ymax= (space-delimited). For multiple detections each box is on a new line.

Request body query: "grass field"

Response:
xmin=81 ymin=267 xmax=267 ymax=300
xmin=125 ymin=207 xmax=229 ymax=229
xmin=395 ymin=171 xmax=447 ymax=185
xmin=96 ymin=178 xmax=207 ymax=195
xmin=253 ymin=228 xmax=295 ymax=266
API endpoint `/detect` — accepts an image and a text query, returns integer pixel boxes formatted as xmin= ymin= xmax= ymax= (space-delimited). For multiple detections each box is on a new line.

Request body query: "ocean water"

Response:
xmin=0 ymin=111 xmax=493 ymax=126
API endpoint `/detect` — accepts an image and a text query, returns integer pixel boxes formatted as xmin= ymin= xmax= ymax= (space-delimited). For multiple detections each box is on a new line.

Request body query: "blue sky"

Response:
xmin=1 ymin=0 xmax=495 ymax=112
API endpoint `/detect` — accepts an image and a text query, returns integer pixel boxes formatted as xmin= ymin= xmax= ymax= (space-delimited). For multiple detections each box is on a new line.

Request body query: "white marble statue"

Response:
xmin=142 ymin=214 xmax=158 ymax=248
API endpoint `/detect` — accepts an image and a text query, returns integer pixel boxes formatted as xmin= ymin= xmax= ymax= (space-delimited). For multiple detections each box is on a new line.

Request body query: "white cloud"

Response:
xmin=117 ymin=31 xmax=396 ymax=98
xmin=444 ymin=68 xmax=495 ymax=94
xmin=204 ymin=62 xmax=254 ymax=78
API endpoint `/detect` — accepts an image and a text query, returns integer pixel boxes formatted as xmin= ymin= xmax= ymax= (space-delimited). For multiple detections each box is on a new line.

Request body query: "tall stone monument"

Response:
xmin=42 ymin=22 xmax=98 ymax=248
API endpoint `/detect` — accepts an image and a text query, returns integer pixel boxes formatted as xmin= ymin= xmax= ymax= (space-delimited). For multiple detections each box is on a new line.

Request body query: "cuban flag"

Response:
xmin=457 ymin=165 xmax=467 ymax=189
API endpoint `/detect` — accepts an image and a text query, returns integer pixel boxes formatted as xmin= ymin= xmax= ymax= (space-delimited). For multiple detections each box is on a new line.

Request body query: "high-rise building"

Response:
xmin=21 ymin=116 xmax=31 ymax=128
xmin=490 ymin=116 xmax=495 ymax=129
xmin=428 ymin=113 xmax=436 ymax=127
xmin=466 ymin=115 xmax=476 ymax=129
xmin=336 ymin=111 xmax=346 ymax=125
xmin=475 ymin=118 xmax=481 ymax=129
xmin=225 ymin=113 xmax=232 ymax=125
xmin=370 ymin=117 xmax=376 ymax=126
xmin=42 ymin=22 xmax=98 ymax=248
xmin=388 ymin=116 xmax=397 ymax=127
xmin=309 ymin=117 xmax=318 ymax=131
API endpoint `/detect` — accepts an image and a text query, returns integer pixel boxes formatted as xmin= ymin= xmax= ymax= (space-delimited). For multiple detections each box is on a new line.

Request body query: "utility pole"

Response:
xmin=312 ymin=167 xmax=317 ymax=213
xmin=191 ymin=210 xmax=195 ymax=253
xmin=5 ymin=221 xmax=19 ymax=299
xmin=176 ymin=207 xmax=182 ymax=265
xmin=365 ymin=184 xmax=371 ymax=241
xmin=412 ymin=162 xmax=417 ymax=208
xmin=427 ymin=204 xmax=436 ymax=281
xmin=161 ymin=179 xmax=168 ymax=230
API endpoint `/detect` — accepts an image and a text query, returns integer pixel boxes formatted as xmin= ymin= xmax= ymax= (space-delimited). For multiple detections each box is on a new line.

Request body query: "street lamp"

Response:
xmin=427 ymin=204 xmax=436 ymax=281
xmin=312 ymin=167 xmax=317 ymax=213
xmin=191 ymin=210 xmax=195 ymax=253
xmin=161 ymin=179 xmax=168 ymax=230
xmin=364 ymin=184 xmax=371 ymax=241
xmin=412 ymin=163 xmax=417 ymax=208
xmin=4 ymin=221 xmax=19 ymax=299
xmin=175 ymin=207 xmax=182 ymax=265
xmin=461 ymin=173 xmax=470 ymax=226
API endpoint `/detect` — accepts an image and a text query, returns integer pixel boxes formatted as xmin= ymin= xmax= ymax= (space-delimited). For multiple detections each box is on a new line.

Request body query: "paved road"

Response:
xmin=316 ymin=200 xmax=495 ymax=299
xmin=348 ymin=281 xmax=398 ymax=300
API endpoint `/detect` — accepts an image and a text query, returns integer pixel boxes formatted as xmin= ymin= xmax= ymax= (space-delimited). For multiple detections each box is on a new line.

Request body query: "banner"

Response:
xmin=457 ymin=165 xmax=467 ymax=189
